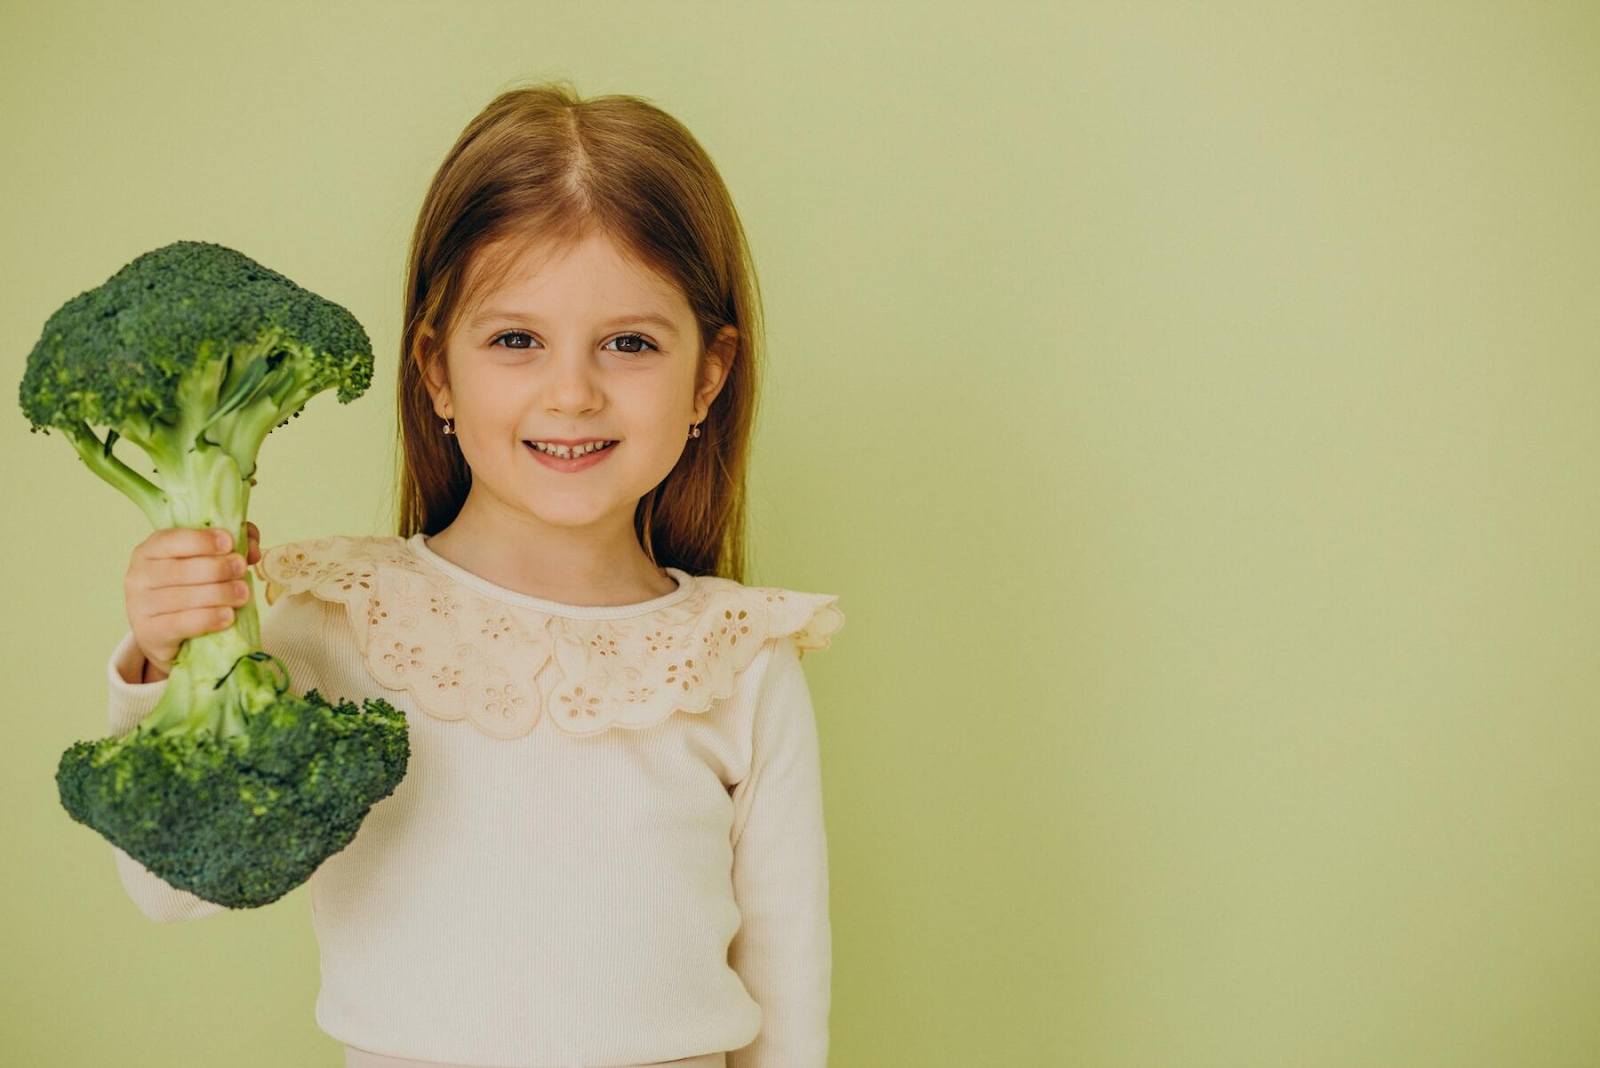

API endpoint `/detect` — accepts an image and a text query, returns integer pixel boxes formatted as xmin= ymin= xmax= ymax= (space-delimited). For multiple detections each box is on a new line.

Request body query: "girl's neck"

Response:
xmin=423 ymin=508 xmax=677 ymax=608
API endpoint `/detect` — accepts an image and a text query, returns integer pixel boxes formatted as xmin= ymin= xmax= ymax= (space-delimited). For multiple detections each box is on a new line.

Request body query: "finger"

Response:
xmin=199 ymin=553 xmax=248 ymax=584
xmin=137 ymin=604 xmax=239 ymax=654
xmin=141 ymin=527 xmax=234 ymax=560
xmin=147 ymin=580 xmax=249 ymax=616
xmin=137 ymin=553 xmax=246 ymax=590
xmin=151 ymin=604 xmax=239 ymax=637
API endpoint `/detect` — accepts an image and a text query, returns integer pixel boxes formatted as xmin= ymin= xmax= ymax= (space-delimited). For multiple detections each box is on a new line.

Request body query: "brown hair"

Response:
xmin=394 ymin=79 xmax=763 ymax=582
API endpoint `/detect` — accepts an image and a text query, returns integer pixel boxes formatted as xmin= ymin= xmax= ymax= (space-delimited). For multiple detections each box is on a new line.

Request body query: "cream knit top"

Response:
xmin=103 ymin=533 xmax=844 ymax=1068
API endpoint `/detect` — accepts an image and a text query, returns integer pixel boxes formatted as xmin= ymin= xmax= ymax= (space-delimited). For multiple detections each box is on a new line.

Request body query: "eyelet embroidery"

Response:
xmin=484 ymin=681 xmax=529 ymax=722
xmin=428 ymin=591 xmax=461 ymax=621
xmin=255 ymin=535 xmax=843 ymax=739
xmin=332 ymin=567 xmax=375 ymax=594
xmin=429 ymin=663 xmax=465 ymax=693
xmin=378 ymin=639 xmax=426 ymax=681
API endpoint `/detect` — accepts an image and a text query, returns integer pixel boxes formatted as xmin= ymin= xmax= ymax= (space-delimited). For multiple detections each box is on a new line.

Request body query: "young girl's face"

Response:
xmin=423 ymin=229 xmax=733 ymax=540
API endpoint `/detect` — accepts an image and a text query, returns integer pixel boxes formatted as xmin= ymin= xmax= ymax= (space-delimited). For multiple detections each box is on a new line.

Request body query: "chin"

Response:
xmin=521 ymin=497 xmax=632 ymax=530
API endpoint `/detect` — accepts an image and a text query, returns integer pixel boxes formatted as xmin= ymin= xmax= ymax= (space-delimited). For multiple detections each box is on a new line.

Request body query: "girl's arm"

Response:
xmin=726 ymin=637 xmax=834 ymax=1068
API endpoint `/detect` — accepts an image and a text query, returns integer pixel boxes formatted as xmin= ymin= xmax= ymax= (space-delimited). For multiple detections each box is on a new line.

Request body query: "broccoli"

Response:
xmin=21 ymin=240 xmax=409 ymax=909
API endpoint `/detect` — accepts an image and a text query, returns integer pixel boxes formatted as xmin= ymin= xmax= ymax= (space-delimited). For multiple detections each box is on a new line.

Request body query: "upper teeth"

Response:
xmin=530 ymin=440 xmax=614 ymax=457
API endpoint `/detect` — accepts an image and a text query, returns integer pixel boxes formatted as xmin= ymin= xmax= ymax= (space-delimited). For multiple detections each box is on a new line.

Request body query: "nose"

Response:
xmin=541 ymin=344 xmax=604 ymax=415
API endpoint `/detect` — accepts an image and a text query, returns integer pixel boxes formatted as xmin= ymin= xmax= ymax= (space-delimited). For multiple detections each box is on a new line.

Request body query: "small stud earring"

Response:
xmin=688 ymin=421 xmax=701 ymax=439
xmin=442 ymin=417 xmax=455 ymax=435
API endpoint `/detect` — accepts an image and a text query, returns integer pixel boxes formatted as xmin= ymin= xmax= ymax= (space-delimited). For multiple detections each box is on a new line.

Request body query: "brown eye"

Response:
xmin=491 ymin=331 xmax=534 ymax=349
xmin=605 ymin=333 xmax=658 ymax=356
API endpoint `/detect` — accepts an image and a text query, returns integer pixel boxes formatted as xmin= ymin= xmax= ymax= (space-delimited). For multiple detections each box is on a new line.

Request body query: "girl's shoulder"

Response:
xmin=252 ymin=532 xmax=843 ymax=738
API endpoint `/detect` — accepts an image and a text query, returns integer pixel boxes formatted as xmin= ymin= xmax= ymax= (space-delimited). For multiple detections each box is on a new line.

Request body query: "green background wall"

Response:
xmin=4 ymin=2 xmax=1597 ymax=1065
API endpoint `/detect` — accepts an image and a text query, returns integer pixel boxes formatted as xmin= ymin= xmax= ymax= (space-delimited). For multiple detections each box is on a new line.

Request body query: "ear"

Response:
xmin=414 ymin=326 xmax=452 ymax=418
xmin=693 ymin=325 xmax=738 ymax=422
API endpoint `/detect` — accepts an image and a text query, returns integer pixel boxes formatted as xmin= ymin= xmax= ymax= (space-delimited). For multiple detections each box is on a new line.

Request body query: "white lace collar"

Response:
xmin=255 ymin=534 xmax=844 ymax=739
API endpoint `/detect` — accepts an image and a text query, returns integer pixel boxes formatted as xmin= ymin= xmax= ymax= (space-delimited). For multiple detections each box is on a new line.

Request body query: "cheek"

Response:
xmin=455 ymin=369 xmax=521 ymax=417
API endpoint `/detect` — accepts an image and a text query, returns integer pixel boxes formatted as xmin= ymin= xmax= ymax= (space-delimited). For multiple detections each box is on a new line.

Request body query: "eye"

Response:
xmin=489 ymin=330 xmax=535 ymax=350
xmin=604 ymin=333 xmax=659 ymax=356
xmin=486 ymin=331 xmax=659 ymax=355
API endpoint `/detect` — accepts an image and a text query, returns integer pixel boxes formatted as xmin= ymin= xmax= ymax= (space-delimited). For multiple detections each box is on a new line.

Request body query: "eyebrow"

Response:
xmin=469 ymin=309 xmax=680 ymax=335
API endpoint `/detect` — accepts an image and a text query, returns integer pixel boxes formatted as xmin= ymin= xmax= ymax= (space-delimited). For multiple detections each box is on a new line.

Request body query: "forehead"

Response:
xmin=462 ymin=230 xmax=686 ymax=319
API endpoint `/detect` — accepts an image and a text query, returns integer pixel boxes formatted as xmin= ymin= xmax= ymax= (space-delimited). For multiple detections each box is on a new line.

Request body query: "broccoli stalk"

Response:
xmin=21 ymin=240 xmax=409 ymax=909
xmin=54 ymin=327 xmax=333 ymax=739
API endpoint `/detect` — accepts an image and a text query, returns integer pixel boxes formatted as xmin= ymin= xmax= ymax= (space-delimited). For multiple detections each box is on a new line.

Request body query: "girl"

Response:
xmin=108 ymin=81 xmax=844 ymax=1068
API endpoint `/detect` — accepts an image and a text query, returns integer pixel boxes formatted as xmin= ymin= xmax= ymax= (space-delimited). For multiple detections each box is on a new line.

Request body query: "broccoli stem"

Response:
xmin=61 ymin=421 xmax=168 ymax=528
xmin=73 ymin=333 xmax=334 ymax=747
xmin=131 ymin=593 xmax=279 ymax=741
xmin=125 ymin=439 xmax=279 ymax=741
xmin=207 ymin=338 xmax=328 ymax=481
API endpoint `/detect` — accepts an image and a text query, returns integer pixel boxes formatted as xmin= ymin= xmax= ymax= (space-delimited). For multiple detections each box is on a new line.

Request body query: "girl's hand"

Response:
xmin=124 ymin=522 xmax=262 ymax=683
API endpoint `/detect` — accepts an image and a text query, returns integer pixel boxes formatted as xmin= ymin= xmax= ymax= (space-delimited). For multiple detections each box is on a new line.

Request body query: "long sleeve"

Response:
xmin=726 ymin=637 xmax=834 ymax=1068
xmin=102 ymin=585 xmax=331 ymax=923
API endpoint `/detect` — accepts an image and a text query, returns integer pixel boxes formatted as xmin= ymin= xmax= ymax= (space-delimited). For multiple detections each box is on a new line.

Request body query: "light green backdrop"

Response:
xmin=4 ymin=2 xmax=1598 ymax=1065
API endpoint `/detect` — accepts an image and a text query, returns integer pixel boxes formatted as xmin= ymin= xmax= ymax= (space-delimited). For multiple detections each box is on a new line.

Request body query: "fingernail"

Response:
xmin=215 ymin=530 xmax=230 ymax=550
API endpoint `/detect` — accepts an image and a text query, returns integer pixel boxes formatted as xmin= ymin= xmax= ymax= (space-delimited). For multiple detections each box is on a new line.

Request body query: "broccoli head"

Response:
xmin=22 ymin=240 xmax=409 ymax=909
xmin=58 ymin=687 xmax=409 ymax=909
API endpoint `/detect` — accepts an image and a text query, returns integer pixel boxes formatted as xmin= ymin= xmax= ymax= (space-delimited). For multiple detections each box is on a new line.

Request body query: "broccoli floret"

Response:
xmin=58 ymin=688 xmax=408 ymax=909
xmin=22 ymin=240 xmax=409 ymax=909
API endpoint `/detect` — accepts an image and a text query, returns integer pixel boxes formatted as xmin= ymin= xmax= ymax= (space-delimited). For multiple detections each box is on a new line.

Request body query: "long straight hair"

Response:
xmin=394 ymin=79 xmax=762 ymax=582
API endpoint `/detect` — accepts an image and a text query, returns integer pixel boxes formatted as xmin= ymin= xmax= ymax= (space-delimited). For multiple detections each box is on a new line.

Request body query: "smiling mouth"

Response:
xmin=523 ymin=440 xmax=619 ymax=459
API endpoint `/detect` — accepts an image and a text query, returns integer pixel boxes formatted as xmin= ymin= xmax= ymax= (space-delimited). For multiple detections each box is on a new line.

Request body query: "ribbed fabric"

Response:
xmin=102 ymin=549 xmax=837 ymax=1068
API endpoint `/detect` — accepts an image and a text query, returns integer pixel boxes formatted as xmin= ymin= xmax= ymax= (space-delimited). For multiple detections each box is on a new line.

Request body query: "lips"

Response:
xmin=524 ymin=440 xmax=617 ymax=456
xmin=523 ymin=439 xmax=619 ymax=470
